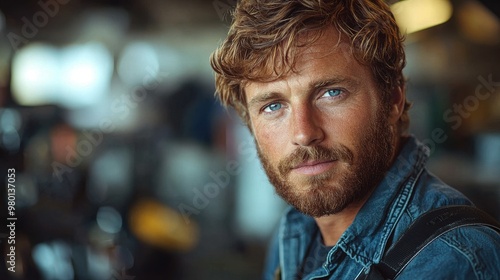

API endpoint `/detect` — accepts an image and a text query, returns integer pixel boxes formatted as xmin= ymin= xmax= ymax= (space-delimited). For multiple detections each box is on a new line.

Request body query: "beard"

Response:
xmin=257 ymin=107 xmax=395 ymax=217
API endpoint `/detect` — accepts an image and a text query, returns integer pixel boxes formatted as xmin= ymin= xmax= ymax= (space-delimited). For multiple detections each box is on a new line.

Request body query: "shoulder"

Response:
xmin=395 ymin=170 xmax=500 ymax=279
xmin=262 ymin=226 xmax=281 ymax=280
xmin=399 ymin=225 xmax=500 ymax=280
xmin=391 ymin=169 xmax=473 ymax=239
xmin=262 ymin=207 xmax=316 ymax=280
xmin=410 ymin=169 xmax=473 ymax=210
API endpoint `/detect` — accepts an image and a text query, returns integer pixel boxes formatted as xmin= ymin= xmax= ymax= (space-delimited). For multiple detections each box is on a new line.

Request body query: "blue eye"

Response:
xmin=263 ymin=103 xmax=282 ymax=112
xmin=324 ymin=89 xmax=342 ymax=97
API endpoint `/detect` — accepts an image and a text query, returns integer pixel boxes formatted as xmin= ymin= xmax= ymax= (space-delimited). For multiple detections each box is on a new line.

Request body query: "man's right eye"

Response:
xmin=263 ymin=103 xmax=282 ymax=113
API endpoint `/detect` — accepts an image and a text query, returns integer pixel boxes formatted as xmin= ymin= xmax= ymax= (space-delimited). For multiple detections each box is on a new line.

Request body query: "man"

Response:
xmin=210 ymin=0 xmax=500 ymax=279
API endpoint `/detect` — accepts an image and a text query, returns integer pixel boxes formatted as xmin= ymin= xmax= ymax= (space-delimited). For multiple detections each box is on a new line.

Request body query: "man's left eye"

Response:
xmin=322 ymin=89 xmax=342 ymax=97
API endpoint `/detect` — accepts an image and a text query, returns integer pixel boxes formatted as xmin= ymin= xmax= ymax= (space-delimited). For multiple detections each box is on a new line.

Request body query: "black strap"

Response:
xmin=377 ymin=205 xmax=500 ymax=279
xmin=357 ymin=205 xmax=500 ymax=280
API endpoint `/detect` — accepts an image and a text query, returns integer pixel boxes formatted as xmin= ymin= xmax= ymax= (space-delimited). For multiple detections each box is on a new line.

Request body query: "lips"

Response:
xmin=277 ymin=145 xmax=352 ymax=177
xmin=291 ymin=160 xmax=336 ymax=176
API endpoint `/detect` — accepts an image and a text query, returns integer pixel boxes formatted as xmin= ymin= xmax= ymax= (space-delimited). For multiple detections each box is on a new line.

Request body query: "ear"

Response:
xmin=388 ymin=86 xmax=405 ymax=125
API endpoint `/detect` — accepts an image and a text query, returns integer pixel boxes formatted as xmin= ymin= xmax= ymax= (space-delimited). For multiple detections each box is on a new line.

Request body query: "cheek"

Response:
xmin=323 ymin=103 xmax=377 ymax=145
xmin=253 ymin=121 xmax=288 ymax=158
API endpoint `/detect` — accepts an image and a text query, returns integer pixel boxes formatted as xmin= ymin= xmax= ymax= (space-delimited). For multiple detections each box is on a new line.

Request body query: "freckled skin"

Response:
xmin=246 ymin=28 xmax=380 ymax=191
xmin=244 ymin=27 xmax=404 ymax=245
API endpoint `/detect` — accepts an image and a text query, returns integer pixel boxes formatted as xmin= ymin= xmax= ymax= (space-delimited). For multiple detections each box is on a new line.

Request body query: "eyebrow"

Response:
xmin=312 ymin=77 xmax=349 ymax=90
xmin=247 ymin=91 xmax=283 ymax=110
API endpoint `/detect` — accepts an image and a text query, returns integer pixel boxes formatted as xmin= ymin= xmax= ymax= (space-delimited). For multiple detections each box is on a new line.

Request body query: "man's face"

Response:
xmin=244 ymin=28 xmax=400 ymax=217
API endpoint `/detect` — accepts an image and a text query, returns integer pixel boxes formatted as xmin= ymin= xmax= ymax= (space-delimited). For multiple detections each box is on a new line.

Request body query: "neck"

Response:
xmin=314 ymin=193 xmax=370 ymax=246
xmin=315 ymin=135 xmax=405 ymax=246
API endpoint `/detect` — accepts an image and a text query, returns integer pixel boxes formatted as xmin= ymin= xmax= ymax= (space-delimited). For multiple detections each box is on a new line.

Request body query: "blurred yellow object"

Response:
xmin=129 ymin=199 xmax=199 ymax=252
xmin=391 ymin=0 xmax=453 ymax=34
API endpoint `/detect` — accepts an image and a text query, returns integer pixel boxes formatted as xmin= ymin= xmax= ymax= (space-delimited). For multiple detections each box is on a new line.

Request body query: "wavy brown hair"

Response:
xmin=210 ymin=0 xmax=410 ymax=133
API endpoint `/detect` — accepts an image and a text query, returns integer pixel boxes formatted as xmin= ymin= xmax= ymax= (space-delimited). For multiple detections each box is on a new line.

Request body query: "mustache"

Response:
xmin=278 ymin=145 xmax=354 ymax=175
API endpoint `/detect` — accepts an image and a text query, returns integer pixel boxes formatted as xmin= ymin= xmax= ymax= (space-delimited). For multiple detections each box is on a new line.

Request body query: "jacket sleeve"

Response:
xmin=262 ymin=228 xmax=281 ymax=280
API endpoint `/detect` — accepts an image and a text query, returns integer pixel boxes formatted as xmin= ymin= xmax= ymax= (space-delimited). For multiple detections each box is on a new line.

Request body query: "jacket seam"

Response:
xmin=439 ymin=232 xmax=482 ymax=280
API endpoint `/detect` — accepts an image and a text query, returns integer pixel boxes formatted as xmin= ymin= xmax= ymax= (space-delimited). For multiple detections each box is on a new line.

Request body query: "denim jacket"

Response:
xmin=263 ymin=136 xmax=500 ymax=280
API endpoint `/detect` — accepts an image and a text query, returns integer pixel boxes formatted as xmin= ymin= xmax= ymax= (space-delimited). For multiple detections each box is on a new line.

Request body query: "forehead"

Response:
xmin=244 ymin=27 xmax=372 ymax=95
xmin=295 ymin=27 xmax=353 ymax=66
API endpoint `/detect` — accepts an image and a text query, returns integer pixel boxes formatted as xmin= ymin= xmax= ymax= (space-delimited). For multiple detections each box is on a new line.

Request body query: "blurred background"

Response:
xmin=0 ymin=0 xmax=498 ymax=279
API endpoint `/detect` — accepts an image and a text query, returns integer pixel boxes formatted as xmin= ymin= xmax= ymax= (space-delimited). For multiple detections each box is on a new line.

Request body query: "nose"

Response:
xmin=291 ymin=104 xmax=325 ymax=146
